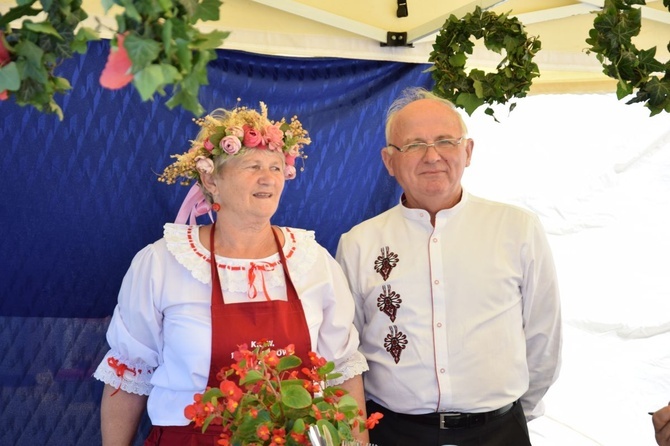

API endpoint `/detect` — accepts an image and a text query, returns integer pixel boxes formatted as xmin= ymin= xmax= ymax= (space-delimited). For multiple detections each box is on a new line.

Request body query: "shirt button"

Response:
xmin=440 ymin=368 xmax=446 ymax=373
xmin=432 ymin=238 xmax=438 ymax=243
xmin=436 ymin=322 xmax=442 ymax=328
xmin=434 ymin=279 xmax=440 ymax=285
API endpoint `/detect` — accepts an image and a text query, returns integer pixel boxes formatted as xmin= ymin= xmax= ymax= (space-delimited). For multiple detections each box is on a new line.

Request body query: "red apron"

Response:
xmin=145 ymin=224 xmax=312 ymax=446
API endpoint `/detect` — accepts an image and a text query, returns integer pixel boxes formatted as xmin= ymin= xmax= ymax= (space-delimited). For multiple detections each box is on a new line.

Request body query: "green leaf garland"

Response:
xmin=585 ymin=0 xmax=670 ymax=116
xmin=428 ymin=6 xmax=541 ymax=119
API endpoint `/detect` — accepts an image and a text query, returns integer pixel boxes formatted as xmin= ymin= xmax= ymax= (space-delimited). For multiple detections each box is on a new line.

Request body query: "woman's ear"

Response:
xmin=200 ymin=171 xmax=218 ymax=197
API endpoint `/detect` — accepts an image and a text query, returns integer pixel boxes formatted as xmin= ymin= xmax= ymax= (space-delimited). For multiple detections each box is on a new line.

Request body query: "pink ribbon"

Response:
xmin=175 ymin=184 xmax=214 ymax=225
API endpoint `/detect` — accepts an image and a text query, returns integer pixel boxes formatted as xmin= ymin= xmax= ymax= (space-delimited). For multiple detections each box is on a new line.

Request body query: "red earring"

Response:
xmin=211 ymin=203 xmax=221 ymax=212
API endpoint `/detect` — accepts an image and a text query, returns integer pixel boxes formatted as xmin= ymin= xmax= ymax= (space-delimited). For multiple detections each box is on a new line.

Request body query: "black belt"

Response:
xmin=370 ymin=400 xmax=517 ymax=430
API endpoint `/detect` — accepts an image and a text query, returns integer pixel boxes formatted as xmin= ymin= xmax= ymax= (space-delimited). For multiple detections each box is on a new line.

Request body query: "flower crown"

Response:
xmin=159 ymin=102 xmax=311 ymax=185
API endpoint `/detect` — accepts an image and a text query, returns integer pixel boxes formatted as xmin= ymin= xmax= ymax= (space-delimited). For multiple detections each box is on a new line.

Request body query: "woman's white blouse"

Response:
xmin=94 ymin=223 xmax=367 ymax=426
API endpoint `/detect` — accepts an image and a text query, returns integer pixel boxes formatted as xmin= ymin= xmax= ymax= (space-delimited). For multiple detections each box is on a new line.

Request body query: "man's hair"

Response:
xmin=384 ymin=87 xmax=469 ymax=145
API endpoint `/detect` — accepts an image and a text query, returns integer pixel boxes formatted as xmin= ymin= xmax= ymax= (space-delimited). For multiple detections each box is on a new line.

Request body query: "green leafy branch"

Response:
xmin=0 ymin=0 xmax=99 ymax=119
xmin=585 ymin=0 xmax=670 ymax=116
xmin=103 ymin=0 xmax=229 ymax=116
xmin=428 ymin=6 xmax=541 ymax=120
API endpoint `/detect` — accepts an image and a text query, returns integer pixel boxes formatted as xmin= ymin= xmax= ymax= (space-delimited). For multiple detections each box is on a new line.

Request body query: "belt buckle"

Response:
xmin=439 ymin=412 xmax=463 ymax=429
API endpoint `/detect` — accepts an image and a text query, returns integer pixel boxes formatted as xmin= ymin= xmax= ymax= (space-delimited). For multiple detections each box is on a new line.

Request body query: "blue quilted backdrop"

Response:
xmin=0 ymin=40 xmax=432 ymax=445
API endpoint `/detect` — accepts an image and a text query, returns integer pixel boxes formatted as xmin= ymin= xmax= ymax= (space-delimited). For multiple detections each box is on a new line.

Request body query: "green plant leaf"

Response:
xmin=456 ymin=92 xmax=484 ymax=116
xmin=239 ymin=369 xmax=263 ymax=386
xmin=292 ymin=418 xmax=306 ymax=434
xmin=101 ymin=0 xmax=116 ymax=13
xmin=0 ymin=62 xmax=21 ymax=91
xmin=133 ymin=64 xmax=165 ymax=100
xmin=335 ymin=394 xmax=359 ymax=413
xmin=280 ymin=384 xmax=312 ymax=409
xmin=277 ymin=355 xmax=301 ymax=372
xmin=178 ymin=0 xmax=199 ymax=20
xmin=166 ymin=87 xmax=205 ymax=116
xmin=117 ymin=0 xmax=141 ymax=22
xmin=16 ymin=40 xmax=48 ymax=83
xmin=193 ymin=0 xmax=222 ymax=23
xmin=201 ymin=387 xmax=223 ymax=401
xmin=124 ymin=33 xmax=161 ymax=70
xmin=316 ymin=420 xmax=341 ymax=445
xmin=642 ymin=76 xmax=670 ymax=115
xmin=23 ymin=21 xmax=62 ymax=39
xmin=191 ymin=30 xmax=229 ymax=50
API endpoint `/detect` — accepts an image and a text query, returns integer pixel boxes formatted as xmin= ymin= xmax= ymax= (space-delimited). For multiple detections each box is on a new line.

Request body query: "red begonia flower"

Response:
xmin=100 ymin=33 xmax=133 ymax=90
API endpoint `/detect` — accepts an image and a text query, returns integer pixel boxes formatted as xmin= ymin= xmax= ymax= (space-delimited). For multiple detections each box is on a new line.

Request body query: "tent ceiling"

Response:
xmin=2 ymin=0 xmax=669 ymax=94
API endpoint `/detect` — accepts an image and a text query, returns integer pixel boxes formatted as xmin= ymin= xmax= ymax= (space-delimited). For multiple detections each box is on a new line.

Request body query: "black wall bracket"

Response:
xmin=381 ymin=32 xmax=413 ymax=47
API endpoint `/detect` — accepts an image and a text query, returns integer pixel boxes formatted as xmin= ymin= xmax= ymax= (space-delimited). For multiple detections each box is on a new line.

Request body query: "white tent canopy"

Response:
xmin=94 ymin=0 xmax=670 ymax=94
xmin=3 ymin=0 xmax=668 ymax=93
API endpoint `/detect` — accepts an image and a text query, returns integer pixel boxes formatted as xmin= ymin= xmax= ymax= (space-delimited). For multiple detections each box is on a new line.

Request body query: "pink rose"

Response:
xmin=194 ymin=156 xmax=215 ymax=175
xmin=264 ymin=124 xmax=284 ymax=152
xmin=243 ymin=125 xmax=264 ymax=148
xmin=284 ymin=164 xmax=296 ymax=180
xmin=227 ymin=125 xmax=244 ymax=138
xmin=285 ymin=155 xmax=296 ymax=166
xmin=100 ymin=33 xmax=133 ymax=90
xmin=203 ymin=138 xmax=214 ymax=152
xmin=220 ymin=135 xmax=241 ymax=155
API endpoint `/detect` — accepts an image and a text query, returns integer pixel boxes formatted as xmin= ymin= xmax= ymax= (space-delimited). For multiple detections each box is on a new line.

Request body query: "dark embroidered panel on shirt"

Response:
xmin=384 ymin=325 xmax=408 ymax=364
xmin=377 ymin=284 xmax=401 ymax=322
xmin=374 ymin=246 xmax=399 ymax=281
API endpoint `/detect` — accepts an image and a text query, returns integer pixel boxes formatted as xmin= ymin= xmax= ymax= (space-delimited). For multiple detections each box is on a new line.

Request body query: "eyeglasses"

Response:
xmin=388 ymin=137 xmax=465 ymax=154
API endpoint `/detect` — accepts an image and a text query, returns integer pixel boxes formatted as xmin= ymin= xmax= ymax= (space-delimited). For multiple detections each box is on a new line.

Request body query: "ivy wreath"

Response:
xmin=585 ymin=0 xmax=670 ymax=116
xmin=428 ymin=6 xmax=541 ymax=119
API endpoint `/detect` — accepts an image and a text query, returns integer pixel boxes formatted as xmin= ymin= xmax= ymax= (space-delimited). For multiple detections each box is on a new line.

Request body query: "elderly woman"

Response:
xmin=94 ymin=103 xmax=370 ymax=445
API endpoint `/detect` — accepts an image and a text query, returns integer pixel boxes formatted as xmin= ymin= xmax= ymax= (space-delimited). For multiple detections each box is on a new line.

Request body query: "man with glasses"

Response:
xmin=336 ymin=87 xmax=562 ymax=445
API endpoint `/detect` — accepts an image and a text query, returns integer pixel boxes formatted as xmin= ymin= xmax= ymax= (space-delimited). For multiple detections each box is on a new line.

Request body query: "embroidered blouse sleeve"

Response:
xmin=93 ymin=243 xmax=164 ymax=396
xmin=307 ymin=243 xmax=368 ymax=385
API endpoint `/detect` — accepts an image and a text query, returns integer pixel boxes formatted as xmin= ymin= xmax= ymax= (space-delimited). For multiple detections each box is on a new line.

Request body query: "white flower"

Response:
xmin=194 ymin=156 xmax=215 ymax=174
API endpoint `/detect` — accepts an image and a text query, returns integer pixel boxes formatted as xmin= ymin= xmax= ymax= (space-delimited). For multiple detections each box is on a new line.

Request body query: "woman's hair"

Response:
xmin=384 ymin=87 xmax=469 ymax=145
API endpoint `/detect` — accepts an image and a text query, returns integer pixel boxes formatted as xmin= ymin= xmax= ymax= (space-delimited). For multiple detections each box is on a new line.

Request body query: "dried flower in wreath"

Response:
xmin=184 ymin=342 xmax=383 ymax=446
xmin=428 ymin=6 xmax=541 ymax=120
xmin=0 ymin=0 xmax=99 ymax=119
xmin=585 ymin=0 xmax=670 ymax=116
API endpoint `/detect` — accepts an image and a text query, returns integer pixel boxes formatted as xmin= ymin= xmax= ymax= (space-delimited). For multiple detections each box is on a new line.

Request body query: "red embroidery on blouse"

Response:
xmin=377 ymin=284 xmax=402 ymax=322
xmin=374 ymin=246 xmax=399 ymax=281
xmin=107 ymin=357 xmax=137 ymax=396
xmin=384 ymin=325 xmax=408 ymax=364
xmin=186 ymin=226 xmax=297 ymax=270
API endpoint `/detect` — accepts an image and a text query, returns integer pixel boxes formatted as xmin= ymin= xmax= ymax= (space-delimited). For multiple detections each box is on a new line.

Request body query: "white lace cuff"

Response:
xmin=329 ymin=351 xmax=369 ymax=386
xmin=93 ymin=350 xmax=155 ymax=396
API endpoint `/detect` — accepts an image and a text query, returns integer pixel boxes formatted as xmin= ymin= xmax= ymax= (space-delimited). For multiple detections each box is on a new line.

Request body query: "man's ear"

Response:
xmin=464 ymin=138 xmax=474 ymax=167
xmin=381 ymin=146 xmax=395 ymax=177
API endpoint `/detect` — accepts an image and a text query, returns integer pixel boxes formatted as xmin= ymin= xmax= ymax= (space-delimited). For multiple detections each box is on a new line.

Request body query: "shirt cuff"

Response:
xmin=93 ymin=350 xmax=155 ymax=396
xmin=329 ymin=350 xmax=369 ymax=386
